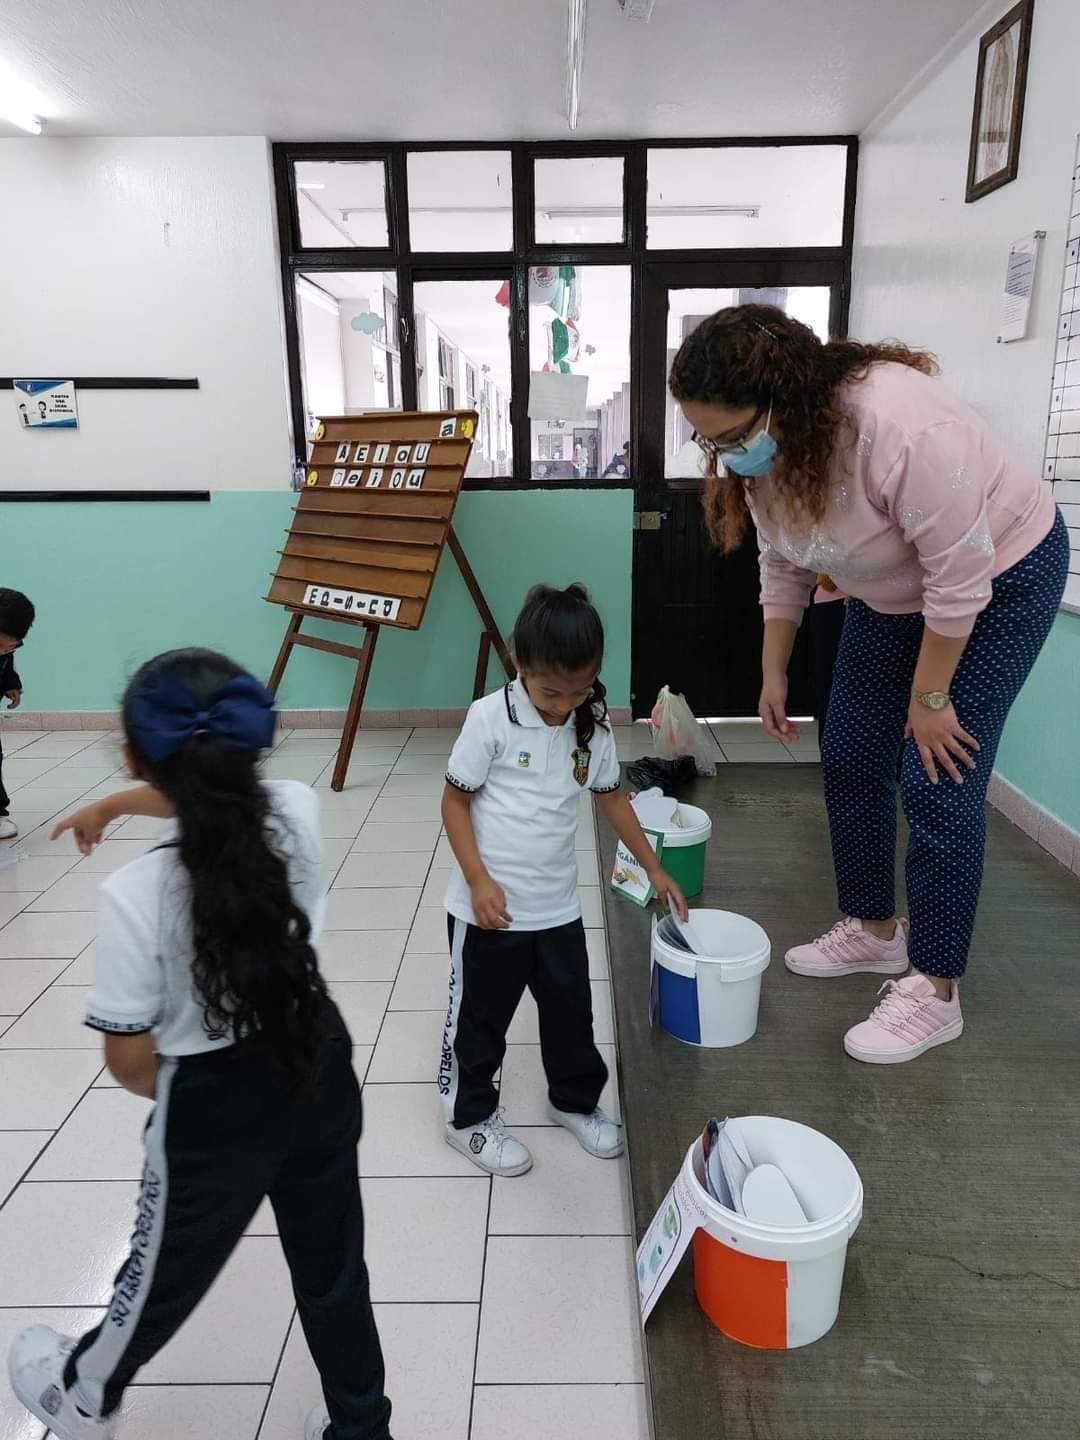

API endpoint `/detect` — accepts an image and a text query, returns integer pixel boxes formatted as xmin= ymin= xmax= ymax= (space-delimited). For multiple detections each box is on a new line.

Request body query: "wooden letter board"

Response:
xmin=266 ymin=409 xmax=513 ymax=791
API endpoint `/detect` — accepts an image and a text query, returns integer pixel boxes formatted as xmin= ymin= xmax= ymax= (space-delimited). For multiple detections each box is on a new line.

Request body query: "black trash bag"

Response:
xmin=625 ymin=755 xmax=698 ymax=793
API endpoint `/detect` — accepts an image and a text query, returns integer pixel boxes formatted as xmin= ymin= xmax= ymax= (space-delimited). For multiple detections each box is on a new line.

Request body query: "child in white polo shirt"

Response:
xmin=440 ymin=583 xmax=687 ymax=1177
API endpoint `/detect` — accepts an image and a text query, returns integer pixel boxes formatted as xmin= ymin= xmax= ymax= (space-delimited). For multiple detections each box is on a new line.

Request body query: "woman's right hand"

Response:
xmin=759 ymin=672 xmax=799 ymax=742
xmin=470 ymin=873 xmax=512 ymax=930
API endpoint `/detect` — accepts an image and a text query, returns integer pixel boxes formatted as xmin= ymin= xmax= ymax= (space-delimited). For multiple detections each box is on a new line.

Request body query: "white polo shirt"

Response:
xmin=85 ymin=780 xmax=325 ymax=1057
xmin=444 ymin=680 xmax=620 ymax=931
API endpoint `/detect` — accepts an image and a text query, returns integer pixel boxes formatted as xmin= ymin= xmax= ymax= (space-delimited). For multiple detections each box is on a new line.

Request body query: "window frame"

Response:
xmin=273 ymin=137 xmax=859 ymax=491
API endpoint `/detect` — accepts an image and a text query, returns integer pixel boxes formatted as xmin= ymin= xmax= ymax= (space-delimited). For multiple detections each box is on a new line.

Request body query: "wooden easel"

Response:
xmin=265 ymin=410 xmax=513 ymax=791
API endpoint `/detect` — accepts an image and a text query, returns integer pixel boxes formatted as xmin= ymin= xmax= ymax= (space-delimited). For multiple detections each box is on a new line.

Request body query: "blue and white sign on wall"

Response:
xmin=13 ymin=379 xmax=78 ymax=430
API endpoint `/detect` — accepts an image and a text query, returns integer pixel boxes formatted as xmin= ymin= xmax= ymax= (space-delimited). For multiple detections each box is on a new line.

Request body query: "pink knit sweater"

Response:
xmin=750 ymin=363 xmax=1056 ymax=638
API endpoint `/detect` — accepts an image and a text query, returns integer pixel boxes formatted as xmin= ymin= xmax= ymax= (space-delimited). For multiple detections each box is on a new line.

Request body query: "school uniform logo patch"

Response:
xmin=572 ymin=747 xmax=591 ymax=786
xmin=518 ymin=751 xmax=531 ymax=768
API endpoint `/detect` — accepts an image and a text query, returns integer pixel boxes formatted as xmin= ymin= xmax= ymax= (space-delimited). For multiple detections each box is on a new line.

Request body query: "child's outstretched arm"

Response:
xmin=441 ymin=783 xmax=512 ymax=930
xmin=595 ymin=789 xmax=689 ymax=920
xmin=52 ymin=785 xmax=174 ymax=855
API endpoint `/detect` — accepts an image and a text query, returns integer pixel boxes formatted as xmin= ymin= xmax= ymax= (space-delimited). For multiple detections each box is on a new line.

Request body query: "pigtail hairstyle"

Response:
xmin=123 ymin=648 xmax=328 ymax=1092
xmin=512 ymin=583 xmax=609 ymax=751
xmin=668 ymin=304 xmax=938 ymax=552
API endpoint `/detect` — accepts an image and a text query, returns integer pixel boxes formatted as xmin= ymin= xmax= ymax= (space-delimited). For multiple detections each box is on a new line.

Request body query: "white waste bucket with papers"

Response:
xmin=685 ymin=1117 xmax=863 ymax=1348
xmin=651 ymin=909 xmax=770 ymax=1048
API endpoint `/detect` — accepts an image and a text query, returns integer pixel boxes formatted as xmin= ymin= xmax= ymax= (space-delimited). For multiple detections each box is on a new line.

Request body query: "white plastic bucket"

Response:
xmin=632 ymin=795 xmax=712 ymax=898
xmin=651 ymin=909 xmax=770 ymax=1047
xmin=684 ymin=1118 xmax=863 ymax=1349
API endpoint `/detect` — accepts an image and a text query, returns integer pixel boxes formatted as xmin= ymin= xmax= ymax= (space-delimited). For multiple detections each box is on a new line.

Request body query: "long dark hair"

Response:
xmin=122 ymin=648 xmax=328 ymax=1090
xmin=512 ymin=583 xmax=609 ymax=750
xmin=669 ymin=304 xmax=938 ymax=552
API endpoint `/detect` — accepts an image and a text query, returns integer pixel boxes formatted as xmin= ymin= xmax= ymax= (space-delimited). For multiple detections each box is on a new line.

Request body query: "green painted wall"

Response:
xmin=994 ymin=609 xmax=1080 ymax=834
xmin=6 ymin=490 xmax=634 ymax=713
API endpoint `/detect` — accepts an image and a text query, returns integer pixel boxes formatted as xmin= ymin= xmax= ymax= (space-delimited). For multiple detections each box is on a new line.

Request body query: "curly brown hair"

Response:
xmin=668 ymin=305 xmax=938 ymax=553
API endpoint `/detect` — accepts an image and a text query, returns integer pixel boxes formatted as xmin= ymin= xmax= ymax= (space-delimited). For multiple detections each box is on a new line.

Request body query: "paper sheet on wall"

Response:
xmin=997 ymin=232 xmax=1044 ymax=343
xmin=13 ymin=379 xmax=78 ymax=429
xmin=527 ymin=370 xmax=589 ymax=423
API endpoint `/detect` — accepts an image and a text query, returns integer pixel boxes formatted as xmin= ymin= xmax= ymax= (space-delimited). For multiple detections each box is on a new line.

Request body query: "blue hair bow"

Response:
xmin=127 ymin=673 xmax=277 ymax=764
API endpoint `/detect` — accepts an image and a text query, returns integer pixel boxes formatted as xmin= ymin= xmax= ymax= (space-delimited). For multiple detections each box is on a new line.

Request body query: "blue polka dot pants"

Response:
xmin=821 ymin=510 xmax=1069 ymax=980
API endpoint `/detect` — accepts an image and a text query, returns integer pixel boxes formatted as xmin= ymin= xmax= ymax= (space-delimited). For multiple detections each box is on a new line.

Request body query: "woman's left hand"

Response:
xmin=906 ymin=699 xmax=980 ymax=786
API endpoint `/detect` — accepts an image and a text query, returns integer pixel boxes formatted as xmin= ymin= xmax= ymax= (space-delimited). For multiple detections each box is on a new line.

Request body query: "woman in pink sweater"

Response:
xmin=670 ymin=305 xmax=1067 ymax=1065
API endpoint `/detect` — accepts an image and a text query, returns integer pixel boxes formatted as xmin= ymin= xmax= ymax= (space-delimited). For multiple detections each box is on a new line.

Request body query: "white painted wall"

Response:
xmin=0 ymin=136 xmax=292 ymax=492
xmin=852 ymin=0 xmax=1077 ymax=505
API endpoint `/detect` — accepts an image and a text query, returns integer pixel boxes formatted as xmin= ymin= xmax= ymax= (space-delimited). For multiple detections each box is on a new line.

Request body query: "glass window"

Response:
xmin=414 ymin=280 xmax=512 ymax=477
xmin=407 ymin=150 xmax=513 ymax=252
xmin=294 ymin=161 xmax=389 ymax=248
xmin=647 ymin=146 xmax=847 ymax=249
xmin=295 ymin=271 xmax=401 ymax=445
xmin=534 ymin=156 xmax=625 ymax=245
xmin=528 ymin=266 xmax=631 ymax=482
xmin=664 ymin=285 xmax=831 ymax=479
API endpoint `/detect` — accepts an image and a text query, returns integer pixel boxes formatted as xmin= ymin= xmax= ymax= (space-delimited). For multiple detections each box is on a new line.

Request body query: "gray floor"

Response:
xmin=599 ymin=765 xmax=1080 ymax=1440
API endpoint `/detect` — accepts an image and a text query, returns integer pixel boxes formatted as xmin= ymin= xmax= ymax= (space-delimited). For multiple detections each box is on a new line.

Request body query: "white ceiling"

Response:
xmin=0 ymin=0 xmax=987 ymax=140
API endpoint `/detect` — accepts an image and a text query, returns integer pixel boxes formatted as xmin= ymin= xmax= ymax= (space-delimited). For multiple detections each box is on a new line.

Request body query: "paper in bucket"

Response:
xmin=637 ymin=1117 xmax=863 ymax=1348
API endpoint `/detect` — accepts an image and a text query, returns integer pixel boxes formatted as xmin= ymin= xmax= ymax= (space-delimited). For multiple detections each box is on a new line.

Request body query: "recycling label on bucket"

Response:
xmin=636 ymin=1166 xmax=710 ymax=1324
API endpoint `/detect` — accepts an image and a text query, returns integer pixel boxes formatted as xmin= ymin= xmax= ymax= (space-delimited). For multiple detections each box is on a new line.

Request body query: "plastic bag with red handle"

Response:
xmin=648 ymin=685 xmax=716 ymax=777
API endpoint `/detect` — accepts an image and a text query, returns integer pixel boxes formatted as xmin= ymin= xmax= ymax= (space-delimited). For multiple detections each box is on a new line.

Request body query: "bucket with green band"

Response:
xmin=657 ymin=803 xmax=712 ymax=900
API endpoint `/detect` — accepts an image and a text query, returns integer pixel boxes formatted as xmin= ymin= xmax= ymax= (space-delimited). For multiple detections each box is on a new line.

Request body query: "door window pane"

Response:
xmin=529 ymin=266 xmax=631 ymax=482
xmin=295 ymin=271 xmax=401 ymax=445
xmin=294 ymin=162 xmax=389 ymax=248
xmin=407 ymin=151 xmax=513 ymax=252
xmin=664 ymin=285 xmax=831 ymax=478
xmin=535 ymin=156 xmax=625 ymax=244
xmin=647 ymin=147 xmax=847 ymax=249
xmin=414 ymin=280 xmax=512 ymax=477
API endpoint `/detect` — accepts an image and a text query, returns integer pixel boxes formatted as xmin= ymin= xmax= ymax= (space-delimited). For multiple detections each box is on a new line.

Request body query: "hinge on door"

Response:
xmin=633 ymin=511 xmax=663 ymax=531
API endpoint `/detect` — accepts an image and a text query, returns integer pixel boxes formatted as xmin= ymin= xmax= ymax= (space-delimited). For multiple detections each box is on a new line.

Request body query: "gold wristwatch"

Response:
xmin=915 ymin=690 xmax=950 ymax=711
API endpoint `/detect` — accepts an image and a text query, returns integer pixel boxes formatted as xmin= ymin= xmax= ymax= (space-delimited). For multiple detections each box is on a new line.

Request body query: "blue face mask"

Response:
xmin=721 ymin=405 xmax=776 ymax=477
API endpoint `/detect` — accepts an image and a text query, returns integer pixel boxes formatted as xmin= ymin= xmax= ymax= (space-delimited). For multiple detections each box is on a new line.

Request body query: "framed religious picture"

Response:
xmin=966 ymin=0 xmax=1035 ymax=204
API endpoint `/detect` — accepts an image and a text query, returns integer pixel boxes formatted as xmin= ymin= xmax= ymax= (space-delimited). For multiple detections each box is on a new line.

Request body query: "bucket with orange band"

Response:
xmin=684 ymin=1118 xmax=863 ymax=1349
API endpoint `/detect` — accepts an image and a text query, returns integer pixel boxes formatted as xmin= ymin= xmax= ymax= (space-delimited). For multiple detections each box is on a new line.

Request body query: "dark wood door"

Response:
xmin=630 ymin=260 xmax=846 ymax=719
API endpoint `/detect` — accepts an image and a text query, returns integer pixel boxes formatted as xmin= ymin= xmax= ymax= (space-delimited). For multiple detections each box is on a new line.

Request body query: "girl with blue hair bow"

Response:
xmin=8 ymin=649 xmax=394 ymax=1440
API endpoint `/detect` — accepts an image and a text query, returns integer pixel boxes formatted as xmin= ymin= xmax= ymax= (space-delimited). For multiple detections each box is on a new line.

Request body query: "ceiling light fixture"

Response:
xmin=297 ymin=181 xmax=325 ymax=191
xmin=566 ymin=0 xmax=588 ymax=132
xmin=544 ymin=204 xmax=760 ymax=219
xmin=1 ymin=106 xmax=44 ymax=135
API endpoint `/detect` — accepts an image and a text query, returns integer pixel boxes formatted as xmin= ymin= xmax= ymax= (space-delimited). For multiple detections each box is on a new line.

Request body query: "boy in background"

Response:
xmin=0 ymin=589 xmax=35 ymax=840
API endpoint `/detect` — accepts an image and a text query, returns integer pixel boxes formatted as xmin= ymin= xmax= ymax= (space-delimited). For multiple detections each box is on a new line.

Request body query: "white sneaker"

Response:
xmin=549 ymin=1105 xmax=624 ymax=1158
xmin=0 ymin=817 xmax=17 ymax=841
xmin=305 ymin=1407 xmax=330 ymax=1440
xmin=445 ymin=1108 xmax=533 ymax=1176
xmin=7 ymin=1326 xmax=114 ymax=1440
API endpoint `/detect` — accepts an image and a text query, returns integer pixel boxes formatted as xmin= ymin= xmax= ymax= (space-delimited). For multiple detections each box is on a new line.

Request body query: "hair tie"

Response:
xmin=127 ymin=674 xmax=276 ymax=764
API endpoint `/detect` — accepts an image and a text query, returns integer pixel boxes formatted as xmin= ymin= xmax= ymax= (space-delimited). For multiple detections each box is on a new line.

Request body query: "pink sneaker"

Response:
xmin=785 ymin=917 xmax=909 ymax=978
xmin=843 ymin=973 xmax=963 ymax=1065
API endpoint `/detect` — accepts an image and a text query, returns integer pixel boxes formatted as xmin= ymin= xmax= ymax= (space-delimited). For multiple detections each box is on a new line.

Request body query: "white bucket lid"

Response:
xmin=661 ymin=803 xmax=713 ymax=849
xmin=653 ymin=909 xmax=770 ymax=980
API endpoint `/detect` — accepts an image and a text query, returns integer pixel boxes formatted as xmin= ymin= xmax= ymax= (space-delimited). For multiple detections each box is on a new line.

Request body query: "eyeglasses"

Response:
xmin=693 ymin=406 xmax=765 ymax=461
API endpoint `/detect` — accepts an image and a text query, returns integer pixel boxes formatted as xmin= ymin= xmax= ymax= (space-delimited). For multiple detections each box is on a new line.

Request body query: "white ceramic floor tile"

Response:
xmin=489 ymin=1128 xmax=631 ymax=1236
xmin=48 ymin=762 xmax=124 ymax=786
xmin=27 ymin=872 xmax=105 ymax=912
xmin=358 ymin=1083 xmax=475 ymax=1177
xmin=318 ymin=930 xmax=407 ymax=983
xmin=499 ymin=1043 xmax=621 ymax=1126
xmin=477 ymin=1235 xmax=643 ymax=1383
xmin=315 ymin=763 xmax=393 ymax=791
xmin=333 ymin=850 xmax=432 ymax=889
xmin=367 ymin=1010 xmax=445 ymax=1083
xmin=111 ymin=814 xmax=173 ymax=841
xmin=58 ymin=941 xmax=95 ymax=984
xmin=0 ymin=911 xmax=96 ymax=959
xmin=0 ymin=1049 xmax=103 ymax=1126
xmin=586 ymin=928 xmax=608 ymax=977
xmin=327 ymin=981 xmax=393 ymax=1046
xmin=298 ymin=744 xmax=402 ymax=768
xmin=28 ymin=1087 xmax=152 ymax=1180
xmin=405 ymin=905 xmax=448 ymax=953
xmin=0 ymin=957 xmax=68 ymax=1013
xmin=506 ymin=980 xmax=612 ymax=1046
xmin=139 ymin=1237 xmax=294 ymax=1383
xmin=259 ymin=1304 xmax=477 ymax=1440
xmin=259 ymin=756 xmax=327 ymax=784
xmin=379 ymin=774 xmax=446 ymax=799
xmin=367 ymin=795 xmax=444 ymax=825
xmin=400 ymin=734 xmax=455 ymax=755
xmin=0 ymin=1180 xmax=135 ymax=1304
xmin=0 ymin=985 xmax=94 ymax=1048
xmin=579 ymin=887 xmax=605 ymax=927
xmin=365 ymin=1177 xmax=489 ymax=1302
xmin=0 ymin=854 xmax=78 ymax=892
xmin=720 ymin=742 xmax=794 ymax=763
xmin=434 ymin=835 xmax=455 ymax=867
xmin=312 ymin=793 xmax=377 ymax=837
xmin=0 ymin=1308 xmax=106 ymax=1440
xmin=0 ymin=1131 xmax=50 ymax=1203
xmin=389 ymin=949 xmax=450 ymax=1011
xmin=471 ymin=1383 xmax=650 ymax=1440
xmin=119 ymin=1385 xmax=269 ymax=1439
xmin=2 ymin=756 xmax=64 ymax=786
xmin=577 ymin=851 xmax=601 ymax=886
xmin=420 ymin=870 xmax=452 ymax=907
xmin=0 ymin=893 xmax=26 ymax=927
xmin=390 ymin=752 xmax=451 ymax=775
xmin=351 ymin=821 xmax=440 ymax=853
xmin=324 ymin=887 xmax=421 ymax=931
